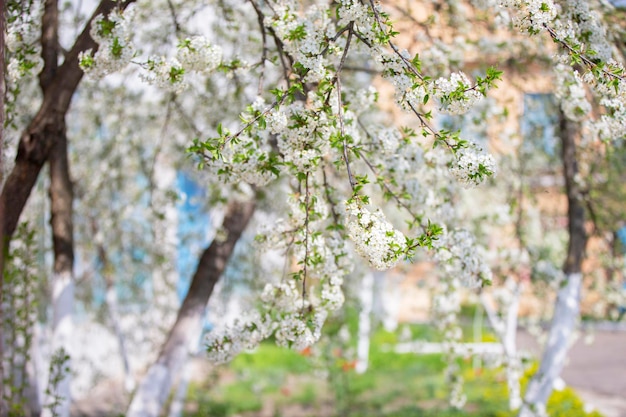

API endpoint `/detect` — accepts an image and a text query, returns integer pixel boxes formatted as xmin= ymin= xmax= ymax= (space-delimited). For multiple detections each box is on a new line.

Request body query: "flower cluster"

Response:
xmin=80 ymin=9 xmax=136 ymax=78
xmin=554 ymin=64 xmax=591 ymax=122
xmin=267 ymin=3 xmax=333 ymax=83
xmin=139 ymin=37 xmax=223 ymax=93
xmin=177 ymin=36 xmax=222 ymax=74
xmin=205 ymin=190 xmax=352 ymax=363
xmin=434 ymin=72 xmax=484 ymax=115
xmin=345 ymin=199 xmax=407 ymax=270
xmin=275 ymin=101 xmax=335 ymax=173
xmin=499 ymin=0 xmax=557 ymax=34
xmin=207 ymin=134 xmax=277 ymax=186
xmin=80 ymin=11 xmax=223 ymax=92
xmin=337 ymin=0 xmax=379 ymax=45
xmin=206 ymin=312 xmax=273 ymax=364
xmin=433 ymin=228 xmax=493 ymax=288
xmin=448 ymin=144 xmax=497 ymax=188
xmin=6 ymin=3 xmax=43 ymax=83
xmin=560 ymin=0 xmax=612 ymax=63
xmin=139 ymin=57 xmax=188 ymax=93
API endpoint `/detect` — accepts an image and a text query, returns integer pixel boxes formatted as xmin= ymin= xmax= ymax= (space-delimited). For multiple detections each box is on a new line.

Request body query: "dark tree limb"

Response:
xmin=39 ymin=0 xmax=60 ymax=90
xmin=0 ymin=0 xmax=7 ymax=412
xmin=49 ymin=130 xmax=74 ymax=277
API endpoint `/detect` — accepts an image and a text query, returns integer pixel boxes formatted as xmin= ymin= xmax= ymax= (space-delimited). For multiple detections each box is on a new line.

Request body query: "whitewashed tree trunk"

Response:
xmin=481 ymin=282 xmax=522 ymax=410
xmin=356 ymin=271 xmax=375 ymax=374
xmin=150 ymin=161 xmax=181 ymax=340
xmin=127 ymin=200 xmax=255 ymax=417
xmin=105 ymin=286 xmax=135 ymax=392
xmin=166 ymin=365 xmax=192 ymax=417
xmin=518 ymin=273 xmax=582 ymax=417
xmin=518 ymin=108 xmax=587 ymax=417
xmin=43 ymin=131 xmax=75 ymax=417
xmin=42 ymin=272 xmax=74 ymax=417
xmin=26 ymin=325 xmax=43 ymax=417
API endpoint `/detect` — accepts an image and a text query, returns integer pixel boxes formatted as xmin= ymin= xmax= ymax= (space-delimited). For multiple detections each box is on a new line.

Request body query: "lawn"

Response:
xmin=184 ymin=318 xmax=603 ymax=417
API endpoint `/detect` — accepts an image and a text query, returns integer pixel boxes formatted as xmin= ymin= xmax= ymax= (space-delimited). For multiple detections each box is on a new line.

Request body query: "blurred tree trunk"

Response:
xmin=518 ymin=110 xmax=588 ymax=417
xmin=127 ymin=199 xmax=256 ymax=417
xmin=0 ymin=0 xmax=7 ymax=411
xmin=0 ymin=0 xmax=135 ymax=408
xmin=356 ymin=271 xmax=375 ymax=374
xmin=481 ymin=283 xmax=522 ymax=410
xmin=42 ymin=131 xmax=74 ymax=417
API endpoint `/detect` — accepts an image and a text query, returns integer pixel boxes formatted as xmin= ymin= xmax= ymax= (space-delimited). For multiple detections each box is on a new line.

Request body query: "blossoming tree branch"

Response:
xmin=1 ymin=0 xmax=625 ymax=416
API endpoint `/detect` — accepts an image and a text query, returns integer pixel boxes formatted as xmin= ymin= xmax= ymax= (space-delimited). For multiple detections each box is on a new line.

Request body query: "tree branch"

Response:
xmin=39 ymin=0 xmax=60 ymax=90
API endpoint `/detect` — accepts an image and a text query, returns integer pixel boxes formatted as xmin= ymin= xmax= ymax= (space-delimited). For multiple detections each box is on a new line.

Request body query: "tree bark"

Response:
xmin=126 ymin=199 xmax=256 ymax=417
xmin=42 ymin=130 xmax=74 ymax=417
xmin=518 ymin=111 xmax=587 ymax=417
xmin=1 ymin=0 xmax=7 ymax=412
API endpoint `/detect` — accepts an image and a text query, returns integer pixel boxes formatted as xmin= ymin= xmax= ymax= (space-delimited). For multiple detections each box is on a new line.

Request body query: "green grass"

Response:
xmin=184 ymin=321 xmax=603 ymax=417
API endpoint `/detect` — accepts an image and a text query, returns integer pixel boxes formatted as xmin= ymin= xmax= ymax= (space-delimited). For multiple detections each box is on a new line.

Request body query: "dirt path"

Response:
xmin=517 ymin=328 xmax=626 ymax=417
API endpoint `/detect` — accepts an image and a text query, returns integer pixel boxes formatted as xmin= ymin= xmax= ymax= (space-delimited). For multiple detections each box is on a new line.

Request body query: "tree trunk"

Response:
xmin=0 ymin=0 xmax=136 ymax=406
xmin=1 ymin=0 xmax=7 ymax=412
xmin=518 ymin=111 xmax=587 ymax=417
xmin=356 ymin=271 xmax=375 ymax=374
xmin=42 ymin=131 xmax=74 ymax=417
xmin=481 ymin=283 xmax=522 ymax=410
xmin=126 ymin=199 xmax=256 ymax=417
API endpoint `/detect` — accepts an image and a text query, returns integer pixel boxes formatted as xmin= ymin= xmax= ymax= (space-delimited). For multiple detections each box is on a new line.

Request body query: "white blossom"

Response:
xmin=177 ymin=36 xmax=222 ymax=74
xmin=449 ymin=145 xmax=497 ymax=188
xmin=434 ymin=72 xmax=484 ymax=115
xmin=345 ymin=199 xmax=407 ymax=270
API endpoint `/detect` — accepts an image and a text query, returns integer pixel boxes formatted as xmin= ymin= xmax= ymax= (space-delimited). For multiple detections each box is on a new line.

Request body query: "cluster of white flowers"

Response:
xmin=80 ymin=9 xmax=136 ymax=78
xmin=345 ymin=199 xmax=407 ymax=270
xmin=6 ymin=5 xmax=43 ymax=83
xmin=433 ymin=228 xmax=493 ymax=288
xmin=337 ymin=0 xmax=379 ymax=45
xmin=372 ymin=47 xmax=433 ymax=111
xmin=266 ymin=107 xmax=289 ymax=134
xmin=138 ymin=57 xmax=188 ymax=93
xmin=372 ymin=126 xmax=402 ymax=155
xmin=267 ymin=3 xmax=333 ymax=83
xmin=205 ymin=284 xmax=337 ymax=362
xmin=81 ymin=11 xmax=223 ymax=91
xmin=554 ymin=64 xmax=591 ymax=122
xmin=274 ymin=309 xmax=328 ymax=350
xmin=560 ymin=0 xmax=612 ymax=62
xmin=206 ymin=312 xmax=274 ymax=364
xmin=448 ymin=144 xmax=497 ymax=188
xmin=205 ymin=189 xmax=352 ymax=363
xmin=499 ymin=0 xmax=557 ymax=33
xmin=275 ymin=103 xmax=333 ymax=172
xmin=434 ymin=72 xmax=484 ymax=115
xmin=589 ymin=107 xmax=626 ymax=143
xmin=177 ymin=36 xmax=222 ymax=74
xmin=260 ymin=281 xmax=304 ymax=312
xmin=207 ymin=132 xmax=277 ymax=186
